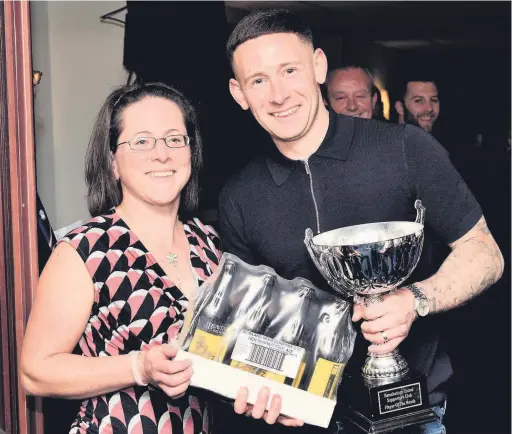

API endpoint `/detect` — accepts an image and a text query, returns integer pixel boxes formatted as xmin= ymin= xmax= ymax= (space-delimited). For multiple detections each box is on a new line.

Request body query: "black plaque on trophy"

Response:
xmin=342 ymin=371 xmax=438 ymax=433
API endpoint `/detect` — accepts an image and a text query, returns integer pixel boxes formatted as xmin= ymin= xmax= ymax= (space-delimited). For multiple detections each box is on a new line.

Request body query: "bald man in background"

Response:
xmin=326 ymin=66 xmax=378 ymax=119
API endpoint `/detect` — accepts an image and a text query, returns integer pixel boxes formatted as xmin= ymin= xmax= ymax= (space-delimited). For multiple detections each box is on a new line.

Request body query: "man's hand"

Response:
xmin=352 ymin=288 xmax=416 ymax=354
xmin=234 ymin=386 xmax=304 ymax=427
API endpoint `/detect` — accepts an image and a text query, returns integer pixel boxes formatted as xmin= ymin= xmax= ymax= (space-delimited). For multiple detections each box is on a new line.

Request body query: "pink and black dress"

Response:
xmin=61 ymin=210 xmax=221 ymax=434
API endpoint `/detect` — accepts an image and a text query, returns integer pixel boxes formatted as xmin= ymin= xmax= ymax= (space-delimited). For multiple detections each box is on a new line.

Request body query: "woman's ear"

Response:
xmin=111 ymin=152 xmax=120 ymax=181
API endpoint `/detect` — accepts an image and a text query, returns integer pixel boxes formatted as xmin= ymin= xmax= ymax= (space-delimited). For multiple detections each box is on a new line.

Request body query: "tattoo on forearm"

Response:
xmin=475 ymin=219 xmax=492 ymax=235
xmin=422 ymin=218 xmax=503 ymax=313
xmin=429 ymin=297 xmax=437 ymax=313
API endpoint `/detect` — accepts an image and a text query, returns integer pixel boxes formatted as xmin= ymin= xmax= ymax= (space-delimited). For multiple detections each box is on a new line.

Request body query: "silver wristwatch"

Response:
xmin=409 ymin=283 xmax=430 ymax=317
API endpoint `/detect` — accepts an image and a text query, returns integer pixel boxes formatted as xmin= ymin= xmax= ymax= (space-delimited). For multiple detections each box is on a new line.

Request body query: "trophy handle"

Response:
xmin=304 ymin=228 xmax=324 ymax=272
xmin=414 ymin=200 xmax=426 ymax=225
xmin=304 ymin=229 xmax=342 ymax=291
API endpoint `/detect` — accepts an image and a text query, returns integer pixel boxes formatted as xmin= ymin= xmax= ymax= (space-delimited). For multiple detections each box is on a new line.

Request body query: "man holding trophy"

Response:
xmin=218 ymin=8 xmax=504 ymax=434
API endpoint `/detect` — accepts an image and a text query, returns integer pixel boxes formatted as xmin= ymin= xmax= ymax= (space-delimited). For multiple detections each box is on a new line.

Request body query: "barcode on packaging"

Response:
xmin=231 ymin=330 xmax=305 ymax=378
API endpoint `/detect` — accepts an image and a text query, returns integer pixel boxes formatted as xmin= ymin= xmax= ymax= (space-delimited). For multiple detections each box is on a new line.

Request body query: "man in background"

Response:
xmin=325 ymin=66 xmax=377 ymax=120
xmin=394 ymin=77 xmax=440 ymax=134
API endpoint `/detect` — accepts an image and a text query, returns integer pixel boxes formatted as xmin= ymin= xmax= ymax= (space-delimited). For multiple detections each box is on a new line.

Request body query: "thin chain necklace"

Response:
xmin=165 ymin=228 xmax=182 ymax=289
xmin=117 ymin=205 xmax=184 ymax=288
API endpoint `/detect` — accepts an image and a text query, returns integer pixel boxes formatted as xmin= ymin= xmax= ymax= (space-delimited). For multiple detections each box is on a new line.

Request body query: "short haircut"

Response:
xmin=226 ymin=8 xmax=313 ymax=66
xmin=326 ymin=65 xmax=375 ymax=94
xmin=85 ymin=82 xmax=203 ymax=218
xmin=393 ymin=75 xmax=439 ymax=103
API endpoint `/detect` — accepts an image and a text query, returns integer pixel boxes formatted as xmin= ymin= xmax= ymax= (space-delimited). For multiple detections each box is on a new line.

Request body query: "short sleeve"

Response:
xmin=403 ymin=125 xmax=483 ymax=244
xmin=57 ymin=227 xmax=94 ymax=266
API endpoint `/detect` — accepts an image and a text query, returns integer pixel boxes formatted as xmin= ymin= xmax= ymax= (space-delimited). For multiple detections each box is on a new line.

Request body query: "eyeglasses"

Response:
xmin=117 ymin=134 xmax=190 ymax=151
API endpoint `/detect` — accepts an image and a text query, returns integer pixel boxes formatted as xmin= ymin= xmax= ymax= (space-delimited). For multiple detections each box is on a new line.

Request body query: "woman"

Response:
xmin=21 ymin=83 xmax=302 ymax=433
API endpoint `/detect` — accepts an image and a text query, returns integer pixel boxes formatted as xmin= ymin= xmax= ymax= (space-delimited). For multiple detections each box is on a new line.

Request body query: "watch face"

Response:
xmin=418 ymin=299 xmax=429 ymax=316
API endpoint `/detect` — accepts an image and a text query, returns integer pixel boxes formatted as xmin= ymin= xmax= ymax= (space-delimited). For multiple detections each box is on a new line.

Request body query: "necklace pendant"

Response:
xmin=166 ymin=252 xmax=179 ymax=265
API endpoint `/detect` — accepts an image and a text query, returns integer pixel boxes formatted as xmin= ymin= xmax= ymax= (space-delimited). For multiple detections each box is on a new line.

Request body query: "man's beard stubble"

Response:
xmin=404 ymin=108 xmax=437 ymax=134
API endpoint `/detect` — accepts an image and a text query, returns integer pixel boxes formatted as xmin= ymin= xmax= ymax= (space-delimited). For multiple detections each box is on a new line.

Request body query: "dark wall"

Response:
xmin=124 ymin=1 xmax=269 ymax=215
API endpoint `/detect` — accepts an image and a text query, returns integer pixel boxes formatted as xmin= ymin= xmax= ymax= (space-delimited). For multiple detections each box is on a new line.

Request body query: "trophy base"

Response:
xmin=342 ymin=371 xmax=439 ymax=433
xmin=346 ymin=407 xmax=438 ymax=434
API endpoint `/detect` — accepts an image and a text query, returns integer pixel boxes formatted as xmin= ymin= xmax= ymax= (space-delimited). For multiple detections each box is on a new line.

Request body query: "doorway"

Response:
xmin=0 ymin=2 xmax=43 ymax=433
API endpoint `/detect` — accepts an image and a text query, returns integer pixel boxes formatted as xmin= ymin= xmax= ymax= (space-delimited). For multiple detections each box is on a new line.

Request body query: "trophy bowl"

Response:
xmin=304 ymin=200 xmax=426 ymax=385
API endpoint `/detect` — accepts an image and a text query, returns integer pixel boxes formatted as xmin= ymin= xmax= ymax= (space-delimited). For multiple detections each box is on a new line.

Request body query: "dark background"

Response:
xmin=44 ymin=2 xmax=511 ymax=433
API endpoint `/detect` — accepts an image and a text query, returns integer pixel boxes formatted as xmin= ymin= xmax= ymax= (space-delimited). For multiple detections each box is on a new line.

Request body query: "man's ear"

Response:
xmin=313 ymin=48 xmax=328 ymax=85
xmin=229 ymin=78 xmax=249 ymax=110
xmin=372 ymin=93 xmax=378 ymax=110
xmin=395 ymin=100 xmax=404 ymax=117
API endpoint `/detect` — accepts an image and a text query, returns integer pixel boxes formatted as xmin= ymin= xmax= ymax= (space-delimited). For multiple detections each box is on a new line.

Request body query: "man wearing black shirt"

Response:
xmin=217 ymin=9 xmax=504 ymax=434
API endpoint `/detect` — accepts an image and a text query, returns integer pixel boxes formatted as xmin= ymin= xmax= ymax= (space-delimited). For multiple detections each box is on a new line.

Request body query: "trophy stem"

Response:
xmin=362 ymin=349 xmax=409 ymax=387
xmin=354 ymin=292 xmax=410 ymax=386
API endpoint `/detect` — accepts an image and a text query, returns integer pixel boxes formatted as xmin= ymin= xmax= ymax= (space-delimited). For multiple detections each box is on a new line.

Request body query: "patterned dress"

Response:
xmin=60 ymin=211 xmax=222 ymax=434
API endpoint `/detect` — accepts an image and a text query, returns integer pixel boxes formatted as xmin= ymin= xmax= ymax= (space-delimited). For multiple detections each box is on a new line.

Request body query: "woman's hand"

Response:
xmin=140 ymin=344 xmax=193 ymax=399
xmin=234 ymin=386 xmax=304 ymax=427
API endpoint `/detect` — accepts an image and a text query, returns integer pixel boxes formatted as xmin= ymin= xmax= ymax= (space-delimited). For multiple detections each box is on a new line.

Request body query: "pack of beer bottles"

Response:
xmin=181 ymin=253 xmax=356 ymax=401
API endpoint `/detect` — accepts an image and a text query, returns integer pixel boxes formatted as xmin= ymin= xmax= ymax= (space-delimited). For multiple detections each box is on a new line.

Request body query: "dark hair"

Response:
xmin=392 ymin=75 xmax=440 ymax=104
xmin=226 ymin=9 xmax=313 ymax=66
xmin=85 ymin=82 xmax=203 ymax=217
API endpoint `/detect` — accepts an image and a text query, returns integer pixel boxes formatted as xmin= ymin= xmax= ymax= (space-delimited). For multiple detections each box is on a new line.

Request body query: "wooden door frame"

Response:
xmin=0 ymin=1 xmax=44 ymax=433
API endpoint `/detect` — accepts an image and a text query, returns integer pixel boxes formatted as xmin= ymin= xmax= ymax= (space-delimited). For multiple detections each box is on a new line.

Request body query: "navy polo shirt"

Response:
xmin=217 ymin=110 xmax=482 ymax=432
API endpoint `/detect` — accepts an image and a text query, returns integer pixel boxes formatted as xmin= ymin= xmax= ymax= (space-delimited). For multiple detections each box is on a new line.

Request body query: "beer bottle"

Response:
xmin=227 ymin=274 xmax=275 ymax=368
xmin=188 ymin=260 xmax=237 ymax=361
xmin=307 ymin=301 xmax=349 ymax=399
xmin=255 ymin=285 xmax=312 ymax=387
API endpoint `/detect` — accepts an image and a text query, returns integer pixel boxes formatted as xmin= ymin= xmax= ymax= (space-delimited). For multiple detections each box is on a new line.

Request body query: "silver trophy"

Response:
xmin=305 ymin=200 xmax=438 ymax=432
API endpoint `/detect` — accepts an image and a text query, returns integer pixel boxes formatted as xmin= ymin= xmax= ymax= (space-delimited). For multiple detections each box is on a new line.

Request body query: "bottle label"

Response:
xmin=229 ymin=359 xmax=306 ymax=387
xmin=307 ymin=358 xmax=345 ymax=399
xmin=188 ymin=318 xmax=229 ymax=361
xmin=231 ymin=330 xmax=305 ymax=379
xmin=197 ymin=317 xmax=227 ymax=336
